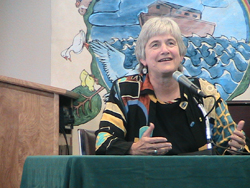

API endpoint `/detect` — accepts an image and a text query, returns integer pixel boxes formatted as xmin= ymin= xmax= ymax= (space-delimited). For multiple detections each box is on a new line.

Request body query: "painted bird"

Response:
xmin=90 ymin=40 xmax=139 ymax=84
xmin=61 ymin=30 xmax=89 ymax=61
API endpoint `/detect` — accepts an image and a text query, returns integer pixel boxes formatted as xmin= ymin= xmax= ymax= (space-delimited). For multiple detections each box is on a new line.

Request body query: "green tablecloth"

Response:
xmin=21 ymin=155 xmax=250 ymax=188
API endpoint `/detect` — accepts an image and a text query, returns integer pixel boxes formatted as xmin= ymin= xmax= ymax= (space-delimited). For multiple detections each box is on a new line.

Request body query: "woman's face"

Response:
xmin=140 ymin=34 xmax=183 ymax=77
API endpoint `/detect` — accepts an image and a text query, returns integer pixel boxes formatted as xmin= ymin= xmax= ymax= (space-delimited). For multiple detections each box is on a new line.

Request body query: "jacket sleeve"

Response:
xmin=199 ymin=78 xmax=250 ymax=154
xmin=95 ymin=81 xmax=133 ymax=155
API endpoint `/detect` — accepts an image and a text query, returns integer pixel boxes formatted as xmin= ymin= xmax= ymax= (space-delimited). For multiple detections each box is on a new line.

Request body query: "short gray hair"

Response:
xmin=135 ymin=17 xmax=186 ymax=71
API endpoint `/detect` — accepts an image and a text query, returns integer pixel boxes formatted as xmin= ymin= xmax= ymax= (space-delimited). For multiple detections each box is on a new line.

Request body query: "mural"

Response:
xmin=61 ymin=0 xmax=250 ymax=126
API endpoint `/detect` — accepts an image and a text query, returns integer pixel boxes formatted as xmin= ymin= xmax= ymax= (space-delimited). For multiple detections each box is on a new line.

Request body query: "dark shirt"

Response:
xmin=154 ymin=100 xmax=198 ymax=155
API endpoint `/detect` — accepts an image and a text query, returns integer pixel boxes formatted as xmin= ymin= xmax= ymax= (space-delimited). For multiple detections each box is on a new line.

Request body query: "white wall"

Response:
xmin=0 ymin=0 xmax=51 ymax=85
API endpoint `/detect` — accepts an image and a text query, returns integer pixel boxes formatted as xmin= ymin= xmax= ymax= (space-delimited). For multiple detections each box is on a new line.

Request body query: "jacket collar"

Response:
xmin=140 ymin=73 xmax=189 ymax=102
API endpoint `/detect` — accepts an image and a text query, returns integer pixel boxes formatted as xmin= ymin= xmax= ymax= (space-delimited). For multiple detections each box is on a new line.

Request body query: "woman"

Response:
xmin=95 ymin=17 xmax=248 ymax=155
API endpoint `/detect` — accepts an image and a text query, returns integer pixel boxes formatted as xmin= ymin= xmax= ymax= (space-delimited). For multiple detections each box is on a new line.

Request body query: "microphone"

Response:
xmin=172 ymin=71 xmax=207 ymax=97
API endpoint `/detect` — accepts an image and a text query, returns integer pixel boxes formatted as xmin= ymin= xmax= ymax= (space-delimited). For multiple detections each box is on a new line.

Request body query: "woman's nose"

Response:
xmin=160 ymin=44 xmax=170 ymax=54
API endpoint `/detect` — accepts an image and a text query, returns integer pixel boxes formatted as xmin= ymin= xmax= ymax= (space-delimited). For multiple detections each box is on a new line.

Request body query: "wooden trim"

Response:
xmin=0 ymin=75 xmax=79 ymax=99
xmin=226 ymin=100 xmax=250 ymax=105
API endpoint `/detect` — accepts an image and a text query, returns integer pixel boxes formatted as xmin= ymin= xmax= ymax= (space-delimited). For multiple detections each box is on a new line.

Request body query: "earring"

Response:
xmin=142 ymin=66 xmax=148 ymax=74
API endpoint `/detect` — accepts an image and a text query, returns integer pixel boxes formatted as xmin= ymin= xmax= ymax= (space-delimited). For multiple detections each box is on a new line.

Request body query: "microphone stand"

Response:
xmin=193 ymin=97 xmax=213 ymax=155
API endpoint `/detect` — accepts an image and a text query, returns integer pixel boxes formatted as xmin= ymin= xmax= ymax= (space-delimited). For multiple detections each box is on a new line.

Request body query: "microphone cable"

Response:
xmin=210 ymin=140 xmax=250 ymax=155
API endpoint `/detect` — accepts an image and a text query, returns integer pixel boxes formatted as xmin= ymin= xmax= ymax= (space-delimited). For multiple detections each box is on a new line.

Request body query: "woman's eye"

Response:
xmin=152 ymin=43 xmax=158 ymax=47
xmin=167 ymin=40 xmax=176 ymax=46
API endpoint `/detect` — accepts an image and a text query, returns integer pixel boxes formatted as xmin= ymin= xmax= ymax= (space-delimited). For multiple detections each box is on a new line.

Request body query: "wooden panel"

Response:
xmin=227 ymin=101 xmax=250 ymax=138
xmin=0 ymin=82 xmax=59 ymax=188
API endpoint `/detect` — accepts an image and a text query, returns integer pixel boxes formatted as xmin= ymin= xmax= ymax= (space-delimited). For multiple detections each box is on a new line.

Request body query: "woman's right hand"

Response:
xmin=129 ymin=123 xmax=172 ymax=155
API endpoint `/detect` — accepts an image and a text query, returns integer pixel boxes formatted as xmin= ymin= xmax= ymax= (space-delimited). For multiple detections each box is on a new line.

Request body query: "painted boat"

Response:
xmin=139 ymin=1 xmax=216 ymax=37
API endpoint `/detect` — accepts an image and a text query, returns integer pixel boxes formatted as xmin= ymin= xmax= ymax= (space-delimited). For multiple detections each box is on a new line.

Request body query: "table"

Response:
xmin=21 ymin=155 xmax=250 ymax=188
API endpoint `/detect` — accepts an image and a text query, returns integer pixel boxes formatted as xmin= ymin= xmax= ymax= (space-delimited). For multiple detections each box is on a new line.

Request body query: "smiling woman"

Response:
xmin=135 ymin=17 xmax=187 ymax=102
xmin=95 ymin=17 xmax=250 ymax=156
xmin=135 ymin=17 xmax=187 ymax=72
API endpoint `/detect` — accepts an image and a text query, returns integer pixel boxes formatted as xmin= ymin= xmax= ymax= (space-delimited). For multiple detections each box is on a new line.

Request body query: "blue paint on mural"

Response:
xmin=69 ymin=0 xmax=250 ymax=125
xmin=87 ymin=0 xmax=250 ymax=100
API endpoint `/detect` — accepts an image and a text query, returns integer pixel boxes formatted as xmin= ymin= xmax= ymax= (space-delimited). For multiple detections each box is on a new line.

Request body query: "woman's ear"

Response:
xmin=140 ymin=59 xmax=147 ymax=66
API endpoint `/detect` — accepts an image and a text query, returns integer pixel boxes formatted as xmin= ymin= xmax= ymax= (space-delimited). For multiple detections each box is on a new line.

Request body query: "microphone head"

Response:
xmin=172 ymin=70 xmax=207 ymax=98
xmin=172 ymin=71 xmax=182 ymax=81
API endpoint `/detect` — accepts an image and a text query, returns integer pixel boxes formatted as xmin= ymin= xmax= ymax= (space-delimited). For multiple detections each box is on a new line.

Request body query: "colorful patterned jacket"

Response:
xmin=95 ymin=74 xmax=249 ymax=155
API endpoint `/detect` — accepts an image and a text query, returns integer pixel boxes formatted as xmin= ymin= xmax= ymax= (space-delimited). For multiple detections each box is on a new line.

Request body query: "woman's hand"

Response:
xmin=228 ymin=120 xmax=246 ymax=154
xmin=129 ymin=123 xmax=172 ymax=155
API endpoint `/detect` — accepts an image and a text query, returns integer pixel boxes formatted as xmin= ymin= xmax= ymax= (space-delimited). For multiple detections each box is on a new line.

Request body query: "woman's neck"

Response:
xmin=149 ymin=73 xmax=180 ymax=102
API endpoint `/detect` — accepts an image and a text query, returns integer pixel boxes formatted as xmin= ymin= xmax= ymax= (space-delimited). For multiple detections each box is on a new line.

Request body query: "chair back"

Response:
xmin=78 ymin=129 xmax=96 ymax=155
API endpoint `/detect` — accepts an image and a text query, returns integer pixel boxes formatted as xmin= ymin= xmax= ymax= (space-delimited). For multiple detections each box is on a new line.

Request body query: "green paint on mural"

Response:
xmin=228 ymin=63 xmax=250 ymax=101
xmin=72 ymin=85 xmax=102 ymax=125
